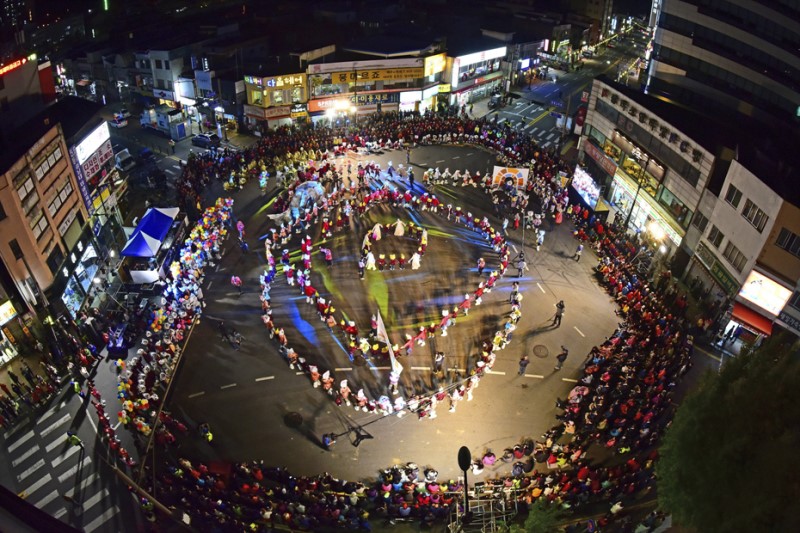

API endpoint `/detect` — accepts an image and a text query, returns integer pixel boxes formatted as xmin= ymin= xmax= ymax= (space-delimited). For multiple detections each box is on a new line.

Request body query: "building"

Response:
xmin=580 ymin=75 xmax=800 ymax=341
xmin=0 ymin=52 xmax=44 ymax=142
xmin=444 ymin=34 xmax=507 ymax=108
xmin=646 ymin=0 xmax=800 ymax=127
xmin=0 ymin=0 xmax=29 ymax=30
xmin=0 ymin=97 xmax=100 ymax=364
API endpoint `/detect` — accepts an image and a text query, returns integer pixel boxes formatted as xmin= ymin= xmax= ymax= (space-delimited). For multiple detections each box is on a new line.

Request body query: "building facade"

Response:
xmin=647 ymin=0 xmax=800 ymax=126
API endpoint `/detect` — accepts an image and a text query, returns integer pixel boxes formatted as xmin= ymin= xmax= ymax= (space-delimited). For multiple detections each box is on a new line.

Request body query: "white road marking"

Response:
xmin=57 ymin=459 xmax=93 ymax=483
xmin=52 ymin=444 xmax=81 ymax=468
xmin=4 ymin=416 xmax=30 ymax=438
xmin=573 ymin=326 xmax=586 ymax=338
xmin=435 ymin=160 xmax=445 ymax=163
xmin=542 ymin=142 xmax=551 ymax=149
xmin=39 ymin=413 xmax=71 ymax=436
xmin=452 ymin=156 xmax=460 ymax=159
xmin=562 ymin=378 xmax=579 ymax=383
xmin=530 ymin=127 xmax=539 ymax=134
xmin=84 ymin=505 xmax=121 ymax=533
xmin=334 ymin=367 xmax=353 ymax=371
xmin=21 ymin=473 xmax=51 ymax=497
xmin=372 ymin=366 xmax=391 ymax=370
xmin=447 ymin=368 xmax=467 ymax=373
xmin=172 ymin=164 xmax=181 ymax=170
xmin=295 ymin=371 xmax=305 ymax=375
xmin=410 ymin=366 xmax=430 ymax=371
xmin=54 ymin=508 xmax=67 ymax=519
xmin=220 ymin=383 xmax=237 ymax=390
xmin=17 ymin=459 xmax=45 ymax=482
xmin=81 ymin=488 xmax=110 ymax=512
xmin=33 ymin=489 xmax=60 ymax=508
xmin=65 ymin=472 xmax=100 ymax=496
xmin=46 ymin=435 xmax=65 ymax=453
xmin=207 ymin=281 xmax=214 ymax=289
xmin=164 ymin=168 xmax=176 ymax=175
xmin=511 ymin=244 xmax=518 ymax=252
xmin=537 ymin=282 xmax=546 ymax=293
xmin=525 ymin=374 xmax=545 ymax=378
xmin=12 ymin=446 xmax=40 ymax=467
xmin=466 ymin=152 xmax=473 ymax=156
xmin=486 ymin=370 xmax=506 ymax=375
xmin=546 ymin=132 xmax=557 ymax=140
xmin=8 ymin=429 xmax=36 ymax=453
xmin=188 ymin=391 xmax=205 ymax=398
xmin=38 ymin=400 xmax=67 ymax=426
xmin=255 ymin=376 xmax=274 ymax=382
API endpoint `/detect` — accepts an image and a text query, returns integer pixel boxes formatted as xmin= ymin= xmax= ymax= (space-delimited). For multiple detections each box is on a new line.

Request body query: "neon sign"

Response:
xmin=0 ymin=58 xmax=27 ymax=76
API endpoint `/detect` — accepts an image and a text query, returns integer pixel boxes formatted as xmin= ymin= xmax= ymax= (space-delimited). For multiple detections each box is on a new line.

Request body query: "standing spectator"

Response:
xmin=516 ymin=254 xmax=527 ymax=278
xmin=574 ymin=244 xmax=584 ymax=262
xmin=518 ymin=355 xmax=530 ymax=375
xmin=553 ymin=300 xmax=565 ymax=327
xmin=554 ymin=346 xmax=569 ymax=371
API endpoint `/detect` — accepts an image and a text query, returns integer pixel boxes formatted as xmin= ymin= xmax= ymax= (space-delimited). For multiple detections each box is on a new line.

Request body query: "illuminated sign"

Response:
xmin=75 ymin=122 xmax=111 ymax=165
xmin=438 ymin=84 xmax=451 ymax=93
xmin=245 ymin=74 xmax=306 ymax=88
xmin=738 ymin=271 xmax=792 ymax=316
xmin=0 ymin=56 xmax=33 ymax=76
xmin=308 ymin=93 xmax=400 ymax=113
xmin=0 ymin=301 xmax=17 ymax=325
xmin=331 ymin=68 xmax=424 ymax=84
xmin=424 ymin=53 xmax=446 ymax=77
xmin=455 ymin=47 xmax=507 ymax=66
xmin=571 ymin=166 xmax=600 ymax=209
xmin=519 ymin=58 xmax=531 ymax=70
xmin=400 ymin=90 xmax=422 ymax=103
xmin=422 ymin=85 xmax=439 ymax=100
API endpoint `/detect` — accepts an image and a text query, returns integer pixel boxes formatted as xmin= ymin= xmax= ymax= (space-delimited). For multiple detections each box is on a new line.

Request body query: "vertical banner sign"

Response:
xmin=68 ymin=146 xmax=95 ymax=214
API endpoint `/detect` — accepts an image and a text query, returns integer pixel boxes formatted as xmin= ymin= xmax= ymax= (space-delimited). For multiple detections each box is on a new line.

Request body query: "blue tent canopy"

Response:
xmin=120 ymin=231 xmax=161 ymax=258
xmin=137 ymin=207 xmax=179 ymax=242
xmin=120 ymin=207 xmax=180 ymax=257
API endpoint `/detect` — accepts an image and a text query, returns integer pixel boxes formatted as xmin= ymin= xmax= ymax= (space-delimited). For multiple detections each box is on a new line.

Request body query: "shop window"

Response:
xmin=588 ymin=126 xmax=606 ymax=146
xmin=741 ymin=199 xmax=768 ymax=232
xmin=725 ymin=184 xmax=742 ymax=208
xmin=691 ymin=211 xmax=709 ymax=232
xmin=251 ymin=90 xmax=263 ymax=106
xmin=657 ymin=186 xmax=692 ymax=228
xmin=708 ymin=225 xmax=724 ymax=249
xmin=776 ymin=228 xmax=800 ymax=258
xmin=272 ymin=90 xmax=285 ymax=105
xmin=722 ymin=241 xmax=747 ymax=273
xmin=291 ymin=87 xmax=302 ymax=102
xmin=602 ymin=139 xmax=621 ymax=162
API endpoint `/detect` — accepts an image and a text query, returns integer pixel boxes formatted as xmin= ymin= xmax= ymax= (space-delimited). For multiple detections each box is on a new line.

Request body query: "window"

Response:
xmin=725 ymin=184 xmax=742 ymax=208
xmin=708 ymin=225 xmax=724 ymax=248
xmin=741 ymin=199 xmax=768 ymax=232
xmin=163 ymin=60 xmax=170 ymax=70
xmin=272 ymin=90 xmax=284 ymax=105
xmin=776 ymin=228 xmax=800 ymax=258
xmin=722 ymin=241 xmax=747 ymax=273
xmin=691 ymin=211 xmax=709 ymax=232
xmin=789 ymin=291 xmax=800 ymax=312
xmin=155 ymin=59 xmax=162 ymax=70
xmin=9 ymin=239 xmax=23 ymax=260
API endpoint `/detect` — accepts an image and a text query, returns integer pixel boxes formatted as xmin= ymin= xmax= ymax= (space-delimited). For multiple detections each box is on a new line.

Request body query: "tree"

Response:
xmin=509 ymin=499 xmax=567 ymax=533
xmin=657 ymin=334 xmax=800 ymax=532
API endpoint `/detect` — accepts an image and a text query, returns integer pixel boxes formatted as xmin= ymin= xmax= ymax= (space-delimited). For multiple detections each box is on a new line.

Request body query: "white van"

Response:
xmin=115 ymin=149 xmax=136 ymax=172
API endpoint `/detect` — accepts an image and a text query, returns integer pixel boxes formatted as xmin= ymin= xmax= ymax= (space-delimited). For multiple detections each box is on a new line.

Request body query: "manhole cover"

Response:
xmin=284 ymin=412 xmax=303 ymax=428
xmin=533 ymin=345 xmax=549 ymax=358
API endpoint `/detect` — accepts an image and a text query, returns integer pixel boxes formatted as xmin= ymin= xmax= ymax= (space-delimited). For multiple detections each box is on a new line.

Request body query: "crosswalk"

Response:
xmin=1 ymin=396 xmax=130 ymax=532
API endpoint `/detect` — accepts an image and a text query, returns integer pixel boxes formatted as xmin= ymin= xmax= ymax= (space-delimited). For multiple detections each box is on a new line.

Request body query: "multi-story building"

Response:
xmin=580 ymin=75 xmax=800 ymax=340
xmin=0 ymin=97 xmax=101 ymax=364
xmin=646 ymin=0 xmax=800 ymax=127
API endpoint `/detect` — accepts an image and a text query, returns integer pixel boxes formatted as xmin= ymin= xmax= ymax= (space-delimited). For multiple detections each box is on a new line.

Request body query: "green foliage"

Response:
xmin=509 ymin=499 xmax=567 ymax=533
xmin=657 ymin=334 xmax=800 ymax=532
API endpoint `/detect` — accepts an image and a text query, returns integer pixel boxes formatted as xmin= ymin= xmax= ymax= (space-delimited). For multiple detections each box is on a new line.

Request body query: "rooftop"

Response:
xmin=342 ymin=34 xmax=438 ymax=58
xmin=0 ymin=97 xmax=102 ymax=173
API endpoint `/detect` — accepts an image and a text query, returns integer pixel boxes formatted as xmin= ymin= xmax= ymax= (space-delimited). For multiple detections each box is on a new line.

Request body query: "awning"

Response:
xmin=731 ymin=302 xmax=773 ymax=336
xmin=120 ymin=231 xmax=161 ymax=257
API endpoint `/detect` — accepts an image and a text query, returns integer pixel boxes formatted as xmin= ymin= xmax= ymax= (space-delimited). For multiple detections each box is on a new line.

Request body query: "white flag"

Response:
xmin=376 ymin=311 xmax=403 ymax=375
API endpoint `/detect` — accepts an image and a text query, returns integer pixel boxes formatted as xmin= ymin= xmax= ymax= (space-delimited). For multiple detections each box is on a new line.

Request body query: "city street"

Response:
xmin=162 ymin=143 xmax=622 ymax=482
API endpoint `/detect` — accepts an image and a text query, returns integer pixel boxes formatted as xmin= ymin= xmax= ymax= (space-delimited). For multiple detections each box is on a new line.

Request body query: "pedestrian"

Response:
xmin=516 ymin=255 xmax=527 ymax=278
xmin=239 ymin=238 xmax=249 ymax=253
xmin=536 ymin=229 xmax=545 ymax=251
xmin=553 ymin=300 xmax=565 ymax=327
xmin=218 ymin=320 xmax=229 ymax=341
xmin=554 ymin=346 xmax=568 ymax=371
xmin=236 ymin=220 xmax=245 ymax=239
xmin=229 ymin=328 xmax=242 ymax=350
xmin=477 ymin=257 xmax=486 ymax=275
xmin=409 ymin=170 xmax=415 ymax=191
xmin=518 ymin=355 xmax=530 ymax=375
xmin=66 ymin=430 xmax=84 ymax=448
xmin=168 ymin=139 xmax=176 ymax=154
xmin=358 ymin=257 xmax=365 ymax=279
xmin=502 ymin=217 xmax=509 ymax=236
xmin=509 ymin=281 xmax=520 ymax=304
xmin=7 ymin=370 xmax=19 ymax=386
xmin=231 ymin=275 xmax=243 ymax=295
xmin=322 ymin=433 xmax=336 ymax=450
xmin=574 ymin=243 xmax=584 ymax=262
xmin=199 ymin=423 xmax=213 ymax=443
xmin=406 ymin=148 xmax=411 ymax=165
xmin=433 ymin=351 xmax=445 ymax=374
xmin=321 ymin=247 xmax=333 ymax=267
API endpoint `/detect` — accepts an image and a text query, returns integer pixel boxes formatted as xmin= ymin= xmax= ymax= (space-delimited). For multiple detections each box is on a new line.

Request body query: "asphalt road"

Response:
xmin=162 ymin=143 xmax=622 ymax=483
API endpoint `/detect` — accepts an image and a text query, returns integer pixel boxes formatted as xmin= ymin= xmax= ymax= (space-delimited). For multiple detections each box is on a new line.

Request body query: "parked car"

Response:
xmin=115 ymin=149 xmax=136 ymax=172
xmin=109 ymin=117 xmax=128 ymax=128
xmin=116 ymin=108 xmax=131 ymax=119
xmin=191 ymin=133 xmax=221 ymax=149
xmin=487 ymin=94 xmax=503 ymax=110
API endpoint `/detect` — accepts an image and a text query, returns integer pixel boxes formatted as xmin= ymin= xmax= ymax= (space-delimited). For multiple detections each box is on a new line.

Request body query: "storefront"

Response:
xmin=308 ymin=93 xmax=401 ymax=123
xmin=51 ymin=229 xmax=102 ymax=318
xmin=579 ymin=138 xmax=618 ymax=212
xmin=727 ymin=270 xmax=793 ymax=338
xmin=449 ymin=47 xmax=506 ymax=106
xmin=0 ymin=301 xmax=21 ymax=365
xmin=290 ymin=103 xmax=309 ymax=124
